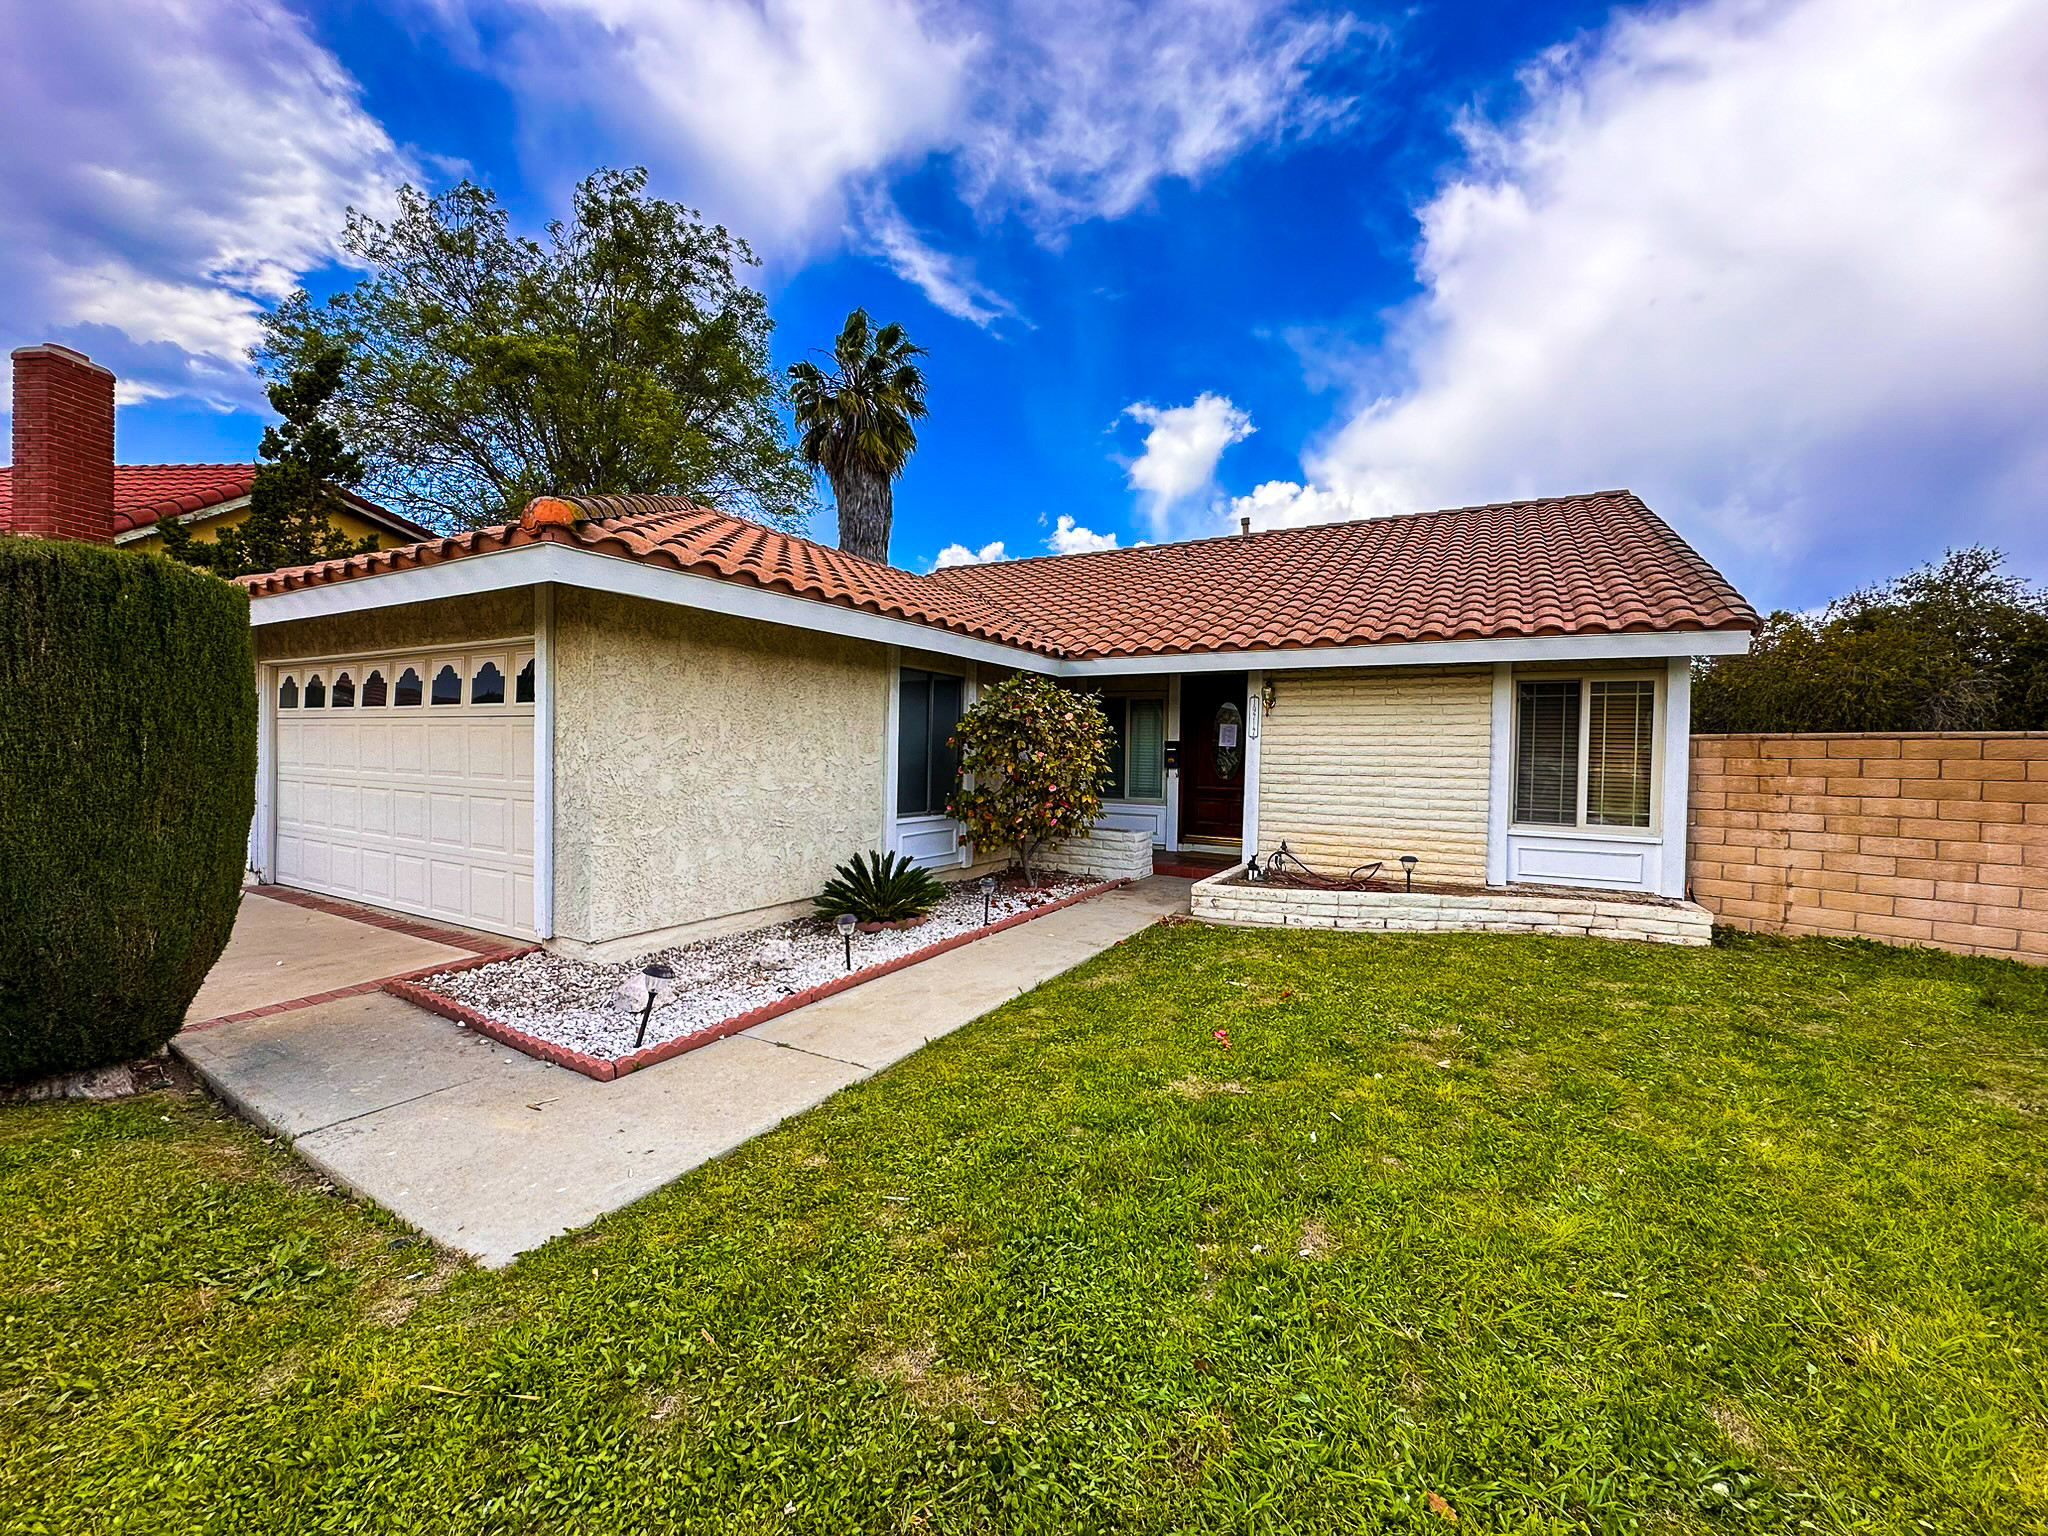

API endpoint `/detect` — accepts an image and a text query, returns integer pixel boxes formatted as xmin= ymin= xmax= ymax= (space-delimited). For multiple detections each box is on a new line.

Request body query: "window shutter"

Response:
xmin=1514 ymin=682 xmax=1579 ymax=825
xmin=1586 ymin=680 xmax=1655 ymax=827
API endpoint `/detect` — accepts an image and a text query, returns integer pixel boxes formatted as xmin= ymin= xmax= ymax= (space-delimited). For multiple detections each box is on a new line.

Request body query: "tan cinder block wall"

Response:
xmin=1689 ymin=733 xmax=2048 ymax=962
xmin=1257 ymin=666 xmax=1491 ymax=880
xmin=551 ymin=589 xmax=889 ymax=949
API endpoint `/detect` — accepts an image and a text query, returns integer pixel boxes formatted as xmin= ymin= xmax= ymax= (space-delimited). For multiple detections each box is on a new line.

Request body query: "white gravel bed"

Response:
xmin=418 ymin=875 xmax=1095 ymax=1061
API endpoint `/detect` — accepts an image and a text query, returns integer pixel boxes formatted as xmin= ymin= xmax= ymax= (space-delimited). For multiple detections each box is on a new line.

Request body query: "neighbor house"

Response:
xmin=0 ymin=343 xmax=429 ymax=556
xmin=234 ymin=490 xmax=1756 ymax=958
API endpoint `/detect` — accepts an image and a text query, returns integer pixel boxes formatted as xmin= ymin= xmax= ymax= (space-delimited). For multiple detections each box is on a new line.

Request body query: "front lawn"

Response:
xmin=4 ymin=925 xmax=2045 ymax=1533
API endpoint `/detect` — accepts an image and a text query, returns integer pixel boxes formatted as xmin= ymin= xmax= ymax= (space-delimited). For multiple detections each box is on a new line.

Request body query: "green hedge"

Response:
xmin=0 ymin=537 xmax=256 ymax=1083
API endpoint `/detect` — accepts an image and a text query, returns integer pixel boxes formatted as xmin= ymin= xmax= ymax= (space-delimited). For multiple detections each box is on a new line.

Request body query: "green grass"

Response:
xmin=4 ymin=925 xmax=2047 ymax=1534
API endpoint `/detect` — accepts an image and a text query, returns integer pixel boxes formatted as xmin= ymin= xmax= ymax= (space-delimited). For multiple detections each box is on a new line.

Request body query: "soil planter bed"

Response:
xmin=390 ymin=876 xmax=1122 ymax=1081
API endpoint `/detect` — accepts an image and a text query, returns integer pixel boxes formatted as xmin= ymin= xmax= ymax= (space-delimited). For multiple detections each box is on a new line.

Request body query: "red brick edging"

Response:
xmin=245 ymin=885 xmax=511 ymax=955
xmin=384 ymin=879 xmax=1132 ymax=1083
xmin=182 ymin=890 xmax=526 ymax=1031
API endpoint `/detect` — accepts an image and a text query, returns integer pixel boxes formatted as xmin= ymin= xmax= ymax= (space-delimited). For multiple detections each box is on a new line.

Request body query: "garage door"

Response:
xmin=271 ymin=645 xmax=537 ymax=937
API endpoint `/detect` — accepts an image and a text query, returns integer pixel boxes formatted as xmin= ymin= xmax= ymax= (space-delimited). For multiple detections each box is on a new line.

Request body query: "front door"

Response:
xmin=1179 ymin=671 xmax=1246 ymax=843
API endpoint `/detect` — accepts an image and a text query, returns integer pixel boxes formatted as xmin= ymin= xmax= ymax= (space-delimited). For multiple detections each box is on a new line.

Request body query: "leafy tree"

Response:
xmin=157 ymin=343 xmax=377 ymax=578
xmin=788 ymin=309 xmax=928 ymax=563
xmin=1694 ymin=547 xmax=2048 ymax=732
xmin=948 ymin=675 xmax=1113 ymax=884
xmin=257 ymin=168 xmax=811 ymax=531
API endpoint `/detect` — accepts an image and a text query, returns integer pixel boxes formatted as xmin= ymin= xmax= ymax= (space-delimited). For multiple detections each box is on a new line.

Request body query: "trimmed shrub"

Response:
xmin=814 ymin=851 xmax=947 ymax=925
xmin=0 ymin=537 xmax=256 ymax=1083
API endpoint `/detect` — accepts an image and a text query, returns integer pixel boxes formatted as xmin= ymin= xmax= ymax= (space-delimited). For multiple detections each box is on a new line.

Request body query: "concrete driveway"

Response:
xmin=185 ymin=890 xmax=492 ymax=1025
xmin=176 ymin=878 xmax=1191 ymax=1267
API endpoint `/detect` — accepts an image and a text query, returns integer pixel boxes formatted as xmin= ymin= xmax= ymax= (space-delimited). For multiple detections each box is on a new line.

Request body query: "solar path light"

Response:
xmin=1400 ymin=855 xmax=1418 ymax=893
xmin=979 ymin=874 xmax=996 ymax=926
xmin=836 ymin=912 xmax=857 ymax=971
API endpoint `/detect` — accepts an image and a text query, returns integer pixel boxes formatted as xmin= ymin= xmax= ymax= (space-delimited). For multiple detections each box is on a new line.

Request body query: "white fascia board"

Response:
xmin=112 ymin=494 xmax=254 ymax=543
xmin=248 ymin=540 xmax=1752 ymax=676
xmin=247 ymin=542 xmax=1063 ymax=675
xmin=1058 ymin=628 xmax=1752 ymax=676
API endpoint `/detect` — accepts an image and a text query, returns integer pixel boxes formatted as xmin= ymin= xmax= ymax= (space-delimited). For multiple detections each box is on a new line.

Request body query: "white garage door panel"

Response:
xmin=272 ymin=646 xmax=536 ymax=939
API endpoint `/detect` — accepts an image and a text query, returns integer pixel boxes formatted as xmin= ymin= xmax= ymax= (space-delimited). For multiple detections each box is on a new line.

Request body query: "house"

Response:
xmin=0 ymin=343 xmax=430 ymax=555
xmin=233 ymin=489 xmax=1756 ymax=959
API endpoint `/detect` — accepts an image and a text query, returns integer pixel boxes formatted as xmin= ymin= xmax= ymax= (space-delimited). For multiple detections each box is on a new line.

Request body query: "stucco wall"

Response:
xmin=551 ymin=589 xmax=889 ymax=948
xmin=253 ymin=589 xmax=535 ymax=662
xmin=1257 ymin=665 xmax=1492 ymax=880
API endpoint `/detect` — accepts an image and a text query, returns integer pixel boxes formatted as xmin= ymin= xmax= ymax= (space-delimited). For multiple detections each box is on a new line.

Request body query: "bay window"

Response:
xmin=1513 ymin=677 xmax=1658 ymax=831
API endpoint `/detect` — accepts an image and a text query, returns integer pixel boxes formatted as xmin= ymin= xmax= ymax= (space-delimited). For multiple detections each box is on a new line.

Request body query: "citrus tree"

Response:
xmin=947 ymin=674 xmax=1113 ymax=884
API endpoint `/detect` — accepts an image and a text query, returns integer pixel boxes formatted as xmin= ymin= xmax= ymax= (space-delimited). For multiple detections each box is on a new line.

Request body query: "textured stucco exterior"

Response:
xmin=551 ymin=589 xmax=889 ymax=949
xmin=1257 ymin=665 xmax=1493 ymax=880
xmin=254 ymin=589 xmax=536 ymax=662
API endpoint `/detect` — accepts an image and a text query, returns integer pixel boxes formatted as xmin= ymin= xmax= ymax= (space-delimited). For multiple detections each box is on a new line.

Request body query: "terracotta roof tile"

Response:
xmin=238 ymin=489 xmax=1756 ymax=660
xmin=0 ymin=462 xmax=432 ymax=540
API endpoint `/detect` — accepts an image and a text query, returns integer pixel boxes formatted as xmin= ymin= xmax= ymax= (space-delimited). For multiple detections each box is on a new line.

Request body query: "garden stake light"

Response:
xmin=979 ymin=874 xmax=996 ymax=925
xmin=837 ymin=912 xmax=857 ymax=971
xmin=1401 ymin=855 xmax=1418 ymax=892
xmin=633 ymin=963 xmax=676 ymax=1050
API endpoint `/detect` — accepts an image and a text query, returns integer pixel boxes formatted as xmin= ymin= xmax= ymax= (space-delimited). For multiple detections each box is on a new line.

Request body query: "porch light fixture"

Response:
xmin=1260 ymin=680 xmax=1277 ymax=714
xmin=1400 ymin=855 xmax=1418 ymax=893
xmin=836 ymin=912 xmax=857 ymax=971
xmin=979 ymin=874 xmax=996 ymax=925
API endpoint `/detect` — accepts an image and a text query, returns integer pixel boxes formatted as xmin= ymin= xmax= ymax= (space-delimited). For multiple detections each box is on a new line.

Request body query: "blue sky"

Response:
xmin=2 ymin=0 xmax=2044 ymax=612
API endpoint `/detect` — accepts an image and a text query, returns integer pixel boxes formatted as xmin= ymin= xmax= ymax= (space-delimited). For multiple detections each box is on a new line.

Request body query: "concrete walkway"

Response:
xmin=185 ymin=892 xmax=479 ymax=1024
xmin=176 ymin=878 xmax=1190 ymax=1267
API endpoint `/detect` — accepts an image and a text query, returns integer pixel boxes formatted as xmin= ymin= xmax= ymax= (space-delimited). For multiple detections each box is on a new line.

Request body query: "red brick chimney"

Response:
xmin=7 ymin=344 xmax=117 ymax=543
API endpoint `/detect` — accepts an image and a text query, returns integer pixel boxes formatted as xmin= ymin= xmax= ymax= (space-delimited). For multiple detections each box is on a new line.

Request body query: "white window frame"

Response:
xmin=886 ymin=657 xmax=976 ymax=870
xmin=1508 ymin=670 xmax=1665 ymax=839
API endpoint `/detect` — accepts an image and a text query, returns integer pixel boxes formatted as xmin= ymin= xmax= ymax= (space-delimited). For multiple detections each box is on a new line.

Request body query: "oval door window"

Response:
xmin=1213 ymin=701 xmax=1244 ymax=782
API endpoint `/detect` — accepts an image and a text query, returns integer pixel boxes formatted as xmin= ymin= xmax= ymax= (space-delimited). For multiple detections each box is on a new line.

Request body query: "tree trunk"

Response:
xmin=832 ymin=466 xmax=893 ymax=564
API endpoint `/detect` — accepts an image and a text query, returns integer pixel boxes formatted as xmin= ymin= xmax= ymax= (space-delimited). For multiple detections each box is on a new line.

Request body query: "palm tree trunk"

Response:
xmin=832 ymin=466 xmax=894 ymax=564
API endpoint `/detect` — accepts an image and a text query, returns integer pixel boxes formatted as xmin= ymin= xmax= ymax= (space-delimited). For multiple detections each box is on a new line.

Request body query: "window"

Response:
xmin=331 ymin=671 xmax=356 ymax=708
xmin=1514 ymin=677 xmax=1656 ymax=831
xmin=304 ymin=674 xmax=326 ymax=709
xmin=1100 ymin=696 xmax=1166 ymax=801
xmin=515 ymin=659 xmax=535 ymax=704
xmin=1587 ymin=681 xmax=1656 ymax=828
xmin=394 ymin=667 xmax=423 ymax=707
xmin=362 ymin=670 xmax=388 ymax=707
xmin=278 ymin=675 xmax=299 ymax=710
xmin=896 ymin=668 xmax=964 ymax=817
xmin=471 ymin=660 xmax=505 ymax=704
xmin=431 ymin=664 xmax=462 ymax=705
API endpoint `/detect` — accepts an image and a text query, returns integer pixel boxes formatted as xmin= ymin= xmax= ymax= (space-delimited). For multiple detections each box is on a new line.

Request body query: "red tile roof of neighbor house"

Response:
xmin=236 ymin=489 xmax=1758 ymax=661
xmin=0 ymin=463 xmax=433 ymax=540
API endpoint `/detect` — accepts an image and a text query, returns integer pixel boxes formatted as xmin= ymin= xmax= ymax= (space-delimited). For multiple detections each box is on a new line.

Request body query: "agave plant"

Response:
xmin=814 ymin=850 xmax=948 ymax=924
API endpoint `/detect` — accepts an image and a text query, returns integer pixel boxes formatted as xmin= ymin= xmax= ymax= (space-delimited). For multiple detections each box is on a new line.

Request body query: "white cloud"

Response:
xmin=1227 ymin=479 xmax=1369 ymax=530
xmin=1122 ymin=392 xmax=1255 ymax=535
xmin=1302 ymin=0 xmax=2048 ymax=604
xmin=934 ymin=538 xmax=1008 ymax=567
xmin=447 ymin=0 xmax=1375 ymax=284
xmin=952 ymin=0 xmax=1375 ymax=230
xmin=0 ymin=0 xmax=414 ymax=406
xmin=1048 ymin=514 xmax=1119 ymax=554
xmin=852 ymin=189 xmax=1018 ymax=328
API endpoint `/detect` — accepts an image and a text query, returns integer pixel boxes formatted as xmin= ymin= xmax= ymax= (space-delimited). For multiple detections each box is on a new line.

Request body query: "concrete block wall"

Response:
xmin=1040 ymin=827 xmax=1154 ymax=882
xmin=1256 ymin=666 xmax=1492 ymax=880
xmin=1192 ymin=869 xmax=1711 ymax=945
xmin=1689 ymin=733 xmax=2048 ymax=962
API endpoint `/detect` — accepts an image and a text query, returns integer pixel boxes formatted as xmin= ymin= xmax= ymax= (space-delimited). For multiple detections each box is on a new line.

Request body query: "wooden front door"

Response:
xmin=1179 ymin=671 xmax=1247 ymax=843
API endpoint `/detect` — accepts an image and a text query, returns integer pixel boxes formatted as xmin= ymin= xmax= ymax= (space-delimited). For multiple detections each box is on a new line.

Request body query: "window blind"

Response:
xmin=1102 ymin=697 xmax=1128 ymax=799
xmin=1128 ymin=699 xmax=1165 ymax=799
xmin=1586 ymin=680 xmax=1654 ymax=827
xmin=1514 ymin=681 xmax=1580 ymax=825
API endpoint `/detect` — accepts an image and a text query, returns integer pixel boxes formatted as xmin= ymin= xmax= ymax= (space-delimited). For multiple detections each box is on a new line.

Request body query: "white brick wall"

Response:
xmin=1258 ymin=666 xmax=1492 ymax=881
xmin=1191 ymin=869 xmax=1711 ymax=945
xmin=1040 ymin=827 xmax=1154 ymax=882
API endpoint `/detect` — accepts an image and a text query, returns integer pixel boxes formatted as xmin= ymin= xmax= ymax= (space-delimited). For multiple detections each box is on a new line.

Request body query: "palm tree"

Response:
xmin=787 ymin=309 xmax=928 ymax=564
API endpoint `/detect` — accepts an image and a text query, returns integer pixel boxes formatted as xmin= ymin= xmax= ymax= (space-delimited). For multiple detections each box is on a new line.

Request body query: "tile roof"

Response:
xmin=237 ymin=489 xmax=1756 ymax=661
xmin=0 ymin=463 xmax=432 ymax=540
